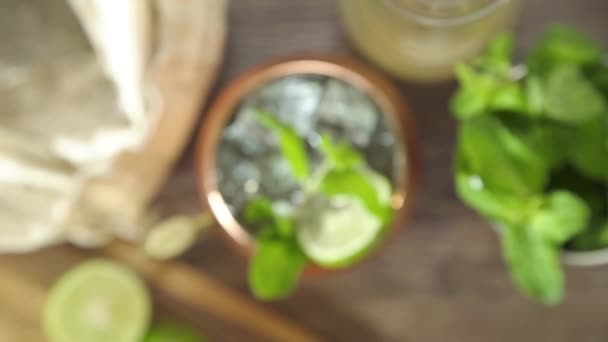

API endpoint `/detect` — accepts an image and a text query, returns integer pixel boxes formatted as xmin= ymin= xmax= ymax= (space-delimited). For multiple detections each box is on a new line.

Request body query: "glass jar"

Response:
xmin=339 ymin=0 xmax=521 ymax=82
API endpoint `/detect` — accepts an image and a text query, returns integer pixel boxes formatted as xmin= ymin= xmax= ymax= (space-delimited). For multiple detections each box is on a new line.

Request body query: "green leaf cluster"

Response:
xmin=245 ymin=111 xmax=392 ymax=300
xmin=452 ymin=26 xmax=608 ymax=304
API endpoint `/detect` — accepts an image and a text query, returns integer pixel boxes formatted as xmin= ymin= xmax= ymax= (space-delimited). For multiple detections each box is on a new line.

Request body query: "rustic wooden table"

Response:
xmin=156 ymin=1 xmax=608 ymax=341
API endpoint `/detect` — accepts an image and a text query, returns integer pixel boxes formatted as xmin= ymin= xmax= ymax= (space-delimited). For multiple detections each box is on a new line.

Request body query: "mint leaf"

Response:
xmin=451 ymin=24 xmax=608 ymax=306
xmin=320 ymin=169 xmax=387 ymax=220
xmin=474 ymin=32 xmax=514 ymax=76
xmin=571 ymin=221 xmax=608 ymax=251
xmin=458 ymin=116 xmax=548 ymax=196
xmin=319 ymin=133 xmax=364 ymax=170
xmin=450 ymin=87 xmax=487 ymax=120
xmin=452 ymin=65 xmax=526 ymax=120
xmin=544 ymin=66 xmax=606 ymax=124
xmin=501 ymin=190 xmax=588 ymax=305
xmin=244 ymin=197 xmax=294 ymax=238
xmin=501 ymin=226 xmax=563 ymax=305
xmin=256 ymin=111 xmax=310 ymax=181
xmin=524 ymin=76 xmax=545 ymax=116
xmin=248 ymin=236 xmax=305 ymax=300
xmin=497 ymin=114 xmax=569 ymax=169
xmin=568 ymin=114 xmax=608 ymax=181
xmin=451 ymin=64 xmax=496 ymax=119
xmin=455 ymin=169 xmax=528 ymax=226
xmin=549 ymin=168 xmax=607 ymax=221
xmin=587 ymin=64 xmax=608 ymax=97
xmin=530 ymin=191 xmax=590 ymax=244
xmin=550 ymin=170 xmax=608 ymax=251
xmin=528 ymin=25 xmax=603 ymax=74
xmin=244 ymin=197 xmax=275 ymax=224
xmin=488 ymin=81 xmax=526 ymax=113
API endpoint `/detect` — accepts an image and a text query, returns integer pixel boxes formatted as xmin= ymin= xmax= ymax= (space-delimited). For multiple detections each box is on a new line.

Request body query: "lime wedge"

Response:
xmin=143 ymin=321 xmax=206 ymax=342
xmin=44 ymin=259 xmax=151 ymax=342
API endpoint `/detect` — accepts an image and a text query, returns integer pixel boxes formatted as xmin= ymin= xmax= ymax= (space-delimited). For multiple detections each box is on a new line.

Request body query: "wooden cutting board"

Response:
xmin=0 ymin=242 xmax=321 ymax=342
xmin=0 ymin=0 xmax=321 ymax=340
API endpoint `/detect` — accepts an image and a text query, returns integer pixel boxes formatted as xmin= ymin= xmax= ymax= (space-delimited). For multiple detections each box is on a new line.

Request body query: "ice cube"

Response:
xmin=223 ymin=105 xmax=272 ymax=157
xmin=258 ymin=155 xmax=299 ymax=198
xmin=316 ymin=79 xmax=378 ymax=146
xmin=253 ymin=75 xmax=324 ymax=137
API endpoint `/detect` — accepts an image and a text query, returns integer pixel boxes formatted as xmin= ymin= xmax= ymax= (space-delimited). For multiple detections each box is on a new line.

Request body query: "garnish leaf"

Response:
xmin=319 ymin=133 xmax=364 ymax=170
xmin=248 ymin=235 xmax=306 ymax=300
xmin=244 ymin=196 xmax=294 ymax=238
xmin=320 ymin=169 xmax=387 ymax=220
xmin=244 ymin=197 xmax=275 ymax=224
xmin=256 ymin=110 xmax=310 ymax=181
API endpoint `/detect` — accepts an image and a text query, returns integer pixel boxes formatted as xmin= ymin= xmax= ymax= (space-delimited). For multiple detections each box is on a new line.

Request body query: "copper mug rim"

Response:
xmin=194 ymin=54 xmax=420 ymax=276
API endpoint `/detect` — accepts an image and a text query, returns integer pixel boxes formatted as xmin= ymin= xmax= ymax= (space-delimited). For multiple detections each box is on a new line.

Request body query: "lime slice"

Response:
xmin=44 ymin=259 xmax=151 ymax=342
xmin=144 ymin=213 xmax=212 ymax=260
xmin=297 ymin=195 xmax=382 ymax=268
xmin=143 ymin=321 xmax=206 ymax=342
xmin=369 ymin=171 xmax=392 ymax=206
xmin=297 ymin=172 xmax=393 ymax=268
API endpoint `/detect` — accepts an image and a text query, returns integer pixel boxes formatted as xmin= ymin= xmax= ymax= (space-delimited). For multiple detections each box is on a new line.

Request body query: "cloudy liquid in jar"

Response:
xmin=340 ymin=0 xmax=521 ymax=82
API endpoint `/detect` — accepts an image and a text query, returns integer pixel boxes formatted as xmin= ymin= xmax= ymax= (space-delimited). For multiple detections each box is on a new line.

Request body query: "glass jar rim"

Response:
xmin=384 ymin=0 xmax=511 ymax=27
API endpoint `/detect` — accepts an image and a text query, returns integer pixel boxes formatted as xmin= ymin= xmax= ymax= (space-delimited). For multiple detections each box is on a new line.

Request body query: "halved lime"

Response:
xmin=44 ymin=259 xmax=151 ymax=342
xmin=143 ymin=321 xmax=206 ymax=342
xmin=296 ymin=172 xmax=393 ymax=268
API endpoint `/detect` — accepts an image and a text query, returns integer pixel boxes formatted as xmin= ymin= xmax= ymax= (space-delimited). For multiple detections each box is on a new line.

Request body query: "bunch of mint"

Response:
xmin=244 ymin=111 xmax=393 ymax=300
xmin=452 ymin=26 xmax=608 ymax=304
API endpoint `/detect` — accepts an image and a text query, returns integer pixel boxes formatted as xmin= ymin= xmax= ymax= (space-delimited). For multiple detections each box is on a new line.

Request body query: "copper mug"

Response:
xmin=194 ymin=55 xmax=420 ymax=275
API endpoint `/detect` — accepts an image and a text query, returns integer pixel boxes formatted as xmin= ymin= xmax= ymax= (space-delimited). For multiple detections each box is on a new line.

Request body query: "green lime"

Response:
xmin=144 ymin=213 xmax=213 ymax=260
xmin=143 ymin=321 xmax=206 ymax=342
xmin=44 ymin=259 xmax=151 ymax=342
xmin=369 ymin=171 xmax=392 ymax=206
xmin=297 ymin=172 xmax=393 ymax=268
xmin=144 ymin=216 xmax=199 ymax=260
xmin=297 ymin=195 xmax=382 ymax=267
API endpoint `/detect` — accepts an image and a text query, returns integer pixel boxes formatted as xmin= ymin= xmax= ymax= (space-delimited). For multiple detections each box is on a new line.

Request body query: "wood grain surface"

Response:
xmin=0 ymin=242 xmax=321 ymax=342
xmin=159 ymin=1 xmax=608 ymax=341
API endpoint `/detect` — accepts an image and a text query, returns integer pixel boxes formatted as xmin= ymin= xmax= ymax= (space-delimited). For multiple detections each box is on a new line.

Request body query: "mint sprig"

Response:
xmin=452 ymin=26 xmax=608 ymax=304
xmin=245 ymin=111 xmax=392 ymax=300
